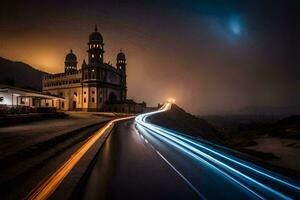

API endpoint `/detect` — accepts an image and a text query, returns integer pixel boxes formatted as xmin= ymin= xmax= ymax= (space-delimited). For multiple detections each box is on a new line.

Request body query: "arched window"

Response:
xmin=92 ymin=97 xmax=95 ymax=103
xmin=84 ymin=98 xmax=86 ymax=103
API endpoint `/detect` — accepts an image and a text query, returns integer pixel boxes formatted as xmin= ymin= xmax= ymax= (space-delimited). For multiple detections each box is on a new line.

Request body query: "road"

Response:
xmin=74 ymin=103 xmax=300 ymax=200
xmin=0 ymin=120 xmax=109 ymax=200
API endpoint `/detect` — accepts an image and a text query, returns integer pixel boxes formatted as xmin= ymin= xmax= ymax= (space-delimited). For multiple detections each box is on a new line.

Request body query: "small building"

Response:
xmin=0 ymin=84 xmax=63 ymax=113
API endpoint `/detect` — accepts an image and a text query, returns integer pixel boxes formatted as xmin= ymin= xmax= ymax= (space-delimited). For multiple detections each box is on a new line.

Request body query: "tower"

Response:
xmin=81 ymin=25 xmax=105 ymax=112
xmin=87 ymin=25 xmax=104 ymax=65
xmin=116 ymin=50 xmax=127 ymax=101
xmin=65 ymin=49 xmax=77 ymax=73
xmin=82 ymin=25 xmax=104 ymax=82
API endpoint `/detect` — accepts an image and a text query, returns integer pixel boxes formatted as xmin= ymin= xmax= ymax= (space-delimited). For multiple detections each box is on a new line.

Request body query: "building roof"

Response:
xmin=117 ymin=50 xmax=126 ymax=60
xmin=65 ymin=49 xmax=77 ymax=62
xmin=103 ymin=63 xmax=119 ymax=73
xmin=89 ymin=25 xmax=103 ymax=43
xmin=0 ymin=84 xmax=64 ymax=100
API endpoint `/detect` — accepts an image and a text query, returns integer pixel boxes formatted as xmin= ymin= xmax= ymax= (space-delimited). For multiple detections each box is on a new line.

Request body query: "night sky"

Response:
xmin=0 ymin=0 xmax=299 ymax=114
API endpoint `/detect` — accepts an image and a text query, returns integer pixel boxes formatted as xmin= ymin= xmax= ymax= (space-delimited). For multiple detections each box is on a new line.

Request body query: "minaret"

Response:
xmin=116 ymin=49 xmax=127 ymax=101
xmin=81 ymin=59 xmax=87 ymax=69
xmin=87 ymin=25 xmax=104 ymax=65
xmin=64 ymin=49 xmax=77 ymax=73
xmin=117 ymin=49 xmax=126 ymax=73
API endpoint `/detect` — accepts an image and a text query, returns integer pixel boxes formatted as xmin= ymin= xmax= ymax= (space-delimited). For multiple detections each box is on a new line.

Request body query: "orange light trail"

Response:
xmin=26 ymin=116 xmax=135 ymax=200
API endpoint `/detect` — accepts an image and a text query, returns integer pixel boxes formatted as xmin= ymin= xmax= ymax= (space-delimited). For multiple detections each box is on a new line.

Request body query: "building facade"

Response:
xmin=42 ymin=25 xmax=127 ymax=112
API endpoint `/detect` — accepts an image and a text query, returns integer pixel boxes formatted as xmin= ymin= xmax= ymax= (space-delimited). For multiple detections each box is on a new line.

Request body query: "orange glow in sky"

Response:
xmin=0 ymin=1 xmax=298 ymax=114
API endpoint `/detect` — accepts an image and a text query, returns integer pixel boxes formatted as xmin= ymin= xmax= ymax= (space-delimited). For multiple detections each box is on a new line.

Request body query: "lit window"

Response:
xmin=92 ymin=54 xmax=94 ymax=58
xmin=21 ymin=97 xmax=25 ymax=104
xmin=93 ymin=44 xmax=96 ymax=47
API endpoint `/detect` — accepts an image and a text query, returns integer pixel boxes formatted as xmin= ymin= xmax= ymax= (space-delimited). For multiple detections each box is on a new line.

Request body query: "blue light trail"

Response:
xmin=135 ymin=103 xmax=300 ymax=200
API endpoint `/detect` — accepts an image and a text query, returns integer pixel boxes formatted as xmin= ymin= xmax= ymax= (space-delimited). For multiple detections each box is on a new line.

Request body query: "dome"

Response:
xmin=89 ymin=25 xmax=103 ymax=43
xmin=117 ymin=50 xmax=126 ymax=60
xmin=65 ymin=49 xmax=77 ymax=62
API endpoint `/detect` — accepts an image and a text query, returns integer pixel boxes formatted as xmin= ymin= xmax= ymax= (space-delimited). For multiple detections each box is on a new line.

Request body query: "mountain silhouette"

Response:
xmin=0 ymin=57 xmax=48 ymax=90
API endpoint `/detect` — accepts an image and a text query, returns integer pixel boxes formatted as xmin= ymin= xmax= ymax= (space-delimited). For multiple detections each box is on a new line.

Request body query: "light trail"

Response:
xmin=150 ymin=124 xmax=300 ymax=190
xmin=137 ymin=124 xmax=264 ymax=200
xmin=27 ymin=116 xmax=135 ymax=200
xmin=135 ymin=103 xmax=300 ymax=200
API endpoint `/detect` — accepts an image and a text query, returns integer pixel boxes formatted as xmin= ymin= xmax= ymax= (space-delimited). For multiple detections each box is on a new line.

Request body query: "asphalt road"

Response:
xmin=73 ymin=104 xmax=300 ymax=199
xmin=74 ymin=119 xmax=199 ymax=199
xmin=73 ymin=115 xmax=300 ymax=200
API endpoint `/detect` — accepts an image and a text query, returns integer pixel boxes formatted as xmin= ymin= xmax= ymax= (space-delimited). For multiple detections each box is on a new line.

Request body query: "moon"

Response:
xmin=229 ymin=17 xmax=241 ymax=35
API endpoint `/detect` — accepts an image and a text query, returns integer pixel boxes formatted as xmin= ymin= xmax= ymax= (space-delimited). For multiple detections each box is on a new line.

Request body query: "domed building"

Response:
xmin=65 ymin=49 xmax=77 ymax=72
xmin=42 ymin=25 xmax=131 ymax=112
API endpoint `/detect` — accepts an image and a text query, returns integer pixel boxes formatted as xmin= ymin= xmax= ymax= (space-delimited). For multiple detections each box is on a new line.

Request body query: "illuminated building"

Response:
xmin=42 ymin=25 xmax=128 ymax=112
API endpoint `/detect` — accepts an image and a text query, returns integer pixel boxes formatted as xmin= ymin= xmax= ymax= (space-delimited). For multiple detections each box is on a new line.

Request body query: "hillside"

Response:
xmin=0 ymin=57 xmax=48 ymax=90
xmin=148 ymin=104 xmax=224 ymax=144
